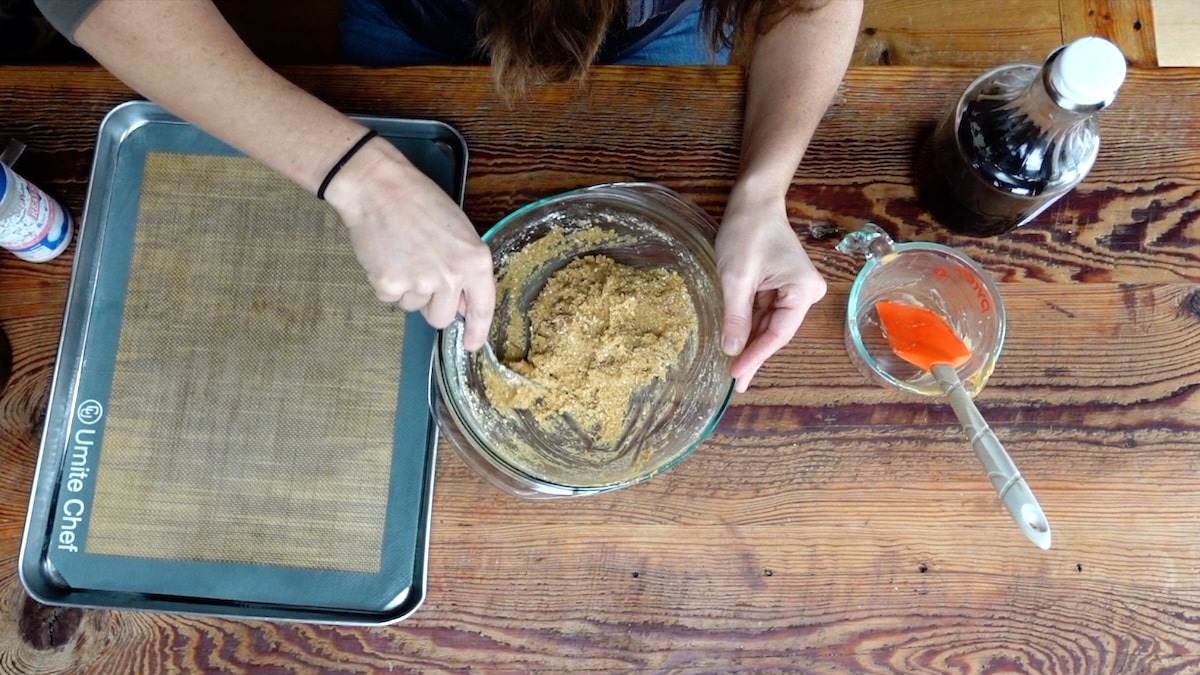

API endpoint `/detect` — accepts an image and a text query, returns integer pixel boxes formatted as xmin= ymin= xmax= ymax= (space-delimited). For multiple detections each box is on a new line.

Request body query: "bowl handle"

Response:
xmin=836 ymin=222 xmax=898 ymax=262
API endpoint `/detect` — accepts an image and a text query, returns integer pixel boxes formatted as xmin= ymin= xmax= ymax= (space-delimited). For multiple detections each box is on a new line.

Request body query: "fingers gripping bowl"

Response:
xmin=432 ymin=183 xmax=734 ymax=498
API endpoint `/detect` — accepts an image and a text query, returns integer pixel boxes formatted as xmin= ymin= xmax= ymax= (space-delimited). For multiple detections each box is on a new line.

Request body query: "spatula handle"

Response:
xmin=931 ymin=364 xmax=1052 ymax=550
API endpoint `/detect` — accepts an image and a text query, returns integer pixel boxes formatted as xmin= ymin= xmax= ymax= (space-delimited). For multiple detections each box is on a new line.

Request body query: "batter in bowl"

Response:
xmin=484 ymin=237 xmax=696 ymax=449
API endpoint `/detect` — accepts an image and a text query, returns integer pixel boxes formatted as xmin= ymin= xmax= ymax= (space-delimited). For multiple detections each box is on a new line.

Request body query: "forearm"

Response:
xmin=74 ymin=0 xmax=367 ymax=194
xmin=737 ymin=0 xmax=862 ymax=200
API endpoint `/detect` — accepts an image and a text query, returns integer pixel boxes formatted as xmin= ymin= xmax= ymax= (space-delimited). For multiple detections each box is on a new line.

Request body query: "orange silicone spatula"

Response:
xmin=874 ymin=300 xmax=972 ymax=371
xmin=874 ymin=300 xmax=1052 ymax=550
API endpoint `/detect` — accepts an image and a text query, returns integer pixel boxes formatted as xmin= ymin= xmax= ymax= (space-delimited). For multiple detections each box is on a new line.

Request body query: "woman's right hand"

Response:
xmin=68 ymin=1 xmax=497 ymax=348
xmin=323 ymin=135 xmax=496 ymax=351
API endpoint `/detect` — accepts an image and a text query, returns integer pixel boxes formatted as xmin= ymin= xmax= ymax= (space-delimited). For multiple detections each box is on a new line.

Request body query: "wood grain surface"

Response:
xmin=1151 ymin=0 xmax=1200 ymax=66
xmin=1 ymin=64 xmax=1200 ymax=673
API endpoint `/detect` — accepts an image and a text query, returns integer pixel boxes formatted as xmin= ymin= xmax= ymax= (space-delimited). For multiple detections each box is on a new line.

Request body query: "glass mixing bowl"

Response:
xmin=432 ymin=182 xmax=734 ymax=498
xmin=837 ymin=223 xmax=1006 ymax=397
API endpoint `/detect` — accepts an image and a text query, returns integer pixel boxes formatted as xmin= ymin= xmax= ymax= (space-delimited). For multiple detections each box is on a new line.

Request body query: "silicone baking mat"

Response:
xmin=21 ymin=102 xmax=465 ymax=624
xmin=88 ymin=152 xmax=399 ymax=573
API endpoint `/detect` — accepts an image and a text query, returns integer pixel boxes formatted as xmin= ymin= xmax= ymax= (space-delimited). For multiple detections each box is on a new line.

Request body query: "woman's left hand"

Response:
xmin=715 ymin=186 xmax=827 ymax=393
xmin=717 ymin=0 xmax=860 ymax=392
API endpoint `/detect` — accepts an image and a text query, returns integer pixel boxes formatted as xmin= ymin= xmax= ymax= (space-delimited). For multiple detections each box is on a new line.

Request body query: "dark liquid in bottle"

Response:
xmin=916 ymin=87 xmax=1081 ymax=237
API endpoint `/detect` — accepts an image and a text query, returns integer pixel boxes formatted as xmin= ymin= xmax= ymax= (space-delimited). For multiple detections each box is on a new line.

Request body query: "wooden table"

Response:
xmin=2 ymin=64 xmax=1199 ymax=673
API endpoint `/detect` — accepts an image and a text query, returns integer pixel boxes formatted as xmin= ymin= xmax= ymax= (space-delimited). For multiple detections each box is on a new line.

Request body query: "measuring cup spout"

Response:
xmin=835 ymin=222 xmax=898 ymax=261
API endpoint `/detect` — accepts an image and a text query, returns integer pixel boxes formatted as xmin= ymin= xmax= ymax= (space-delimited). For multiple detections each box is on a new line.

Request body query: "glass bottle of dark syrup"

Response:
xmin=917 ymin=36 xmax=1127 ymax=237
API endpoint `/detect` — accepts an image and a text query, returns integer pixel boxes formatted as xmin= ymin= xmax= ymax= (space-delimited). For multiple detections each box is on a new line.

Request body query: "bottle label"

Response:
xmin=0 ymin=164 xmax=73 ymax=262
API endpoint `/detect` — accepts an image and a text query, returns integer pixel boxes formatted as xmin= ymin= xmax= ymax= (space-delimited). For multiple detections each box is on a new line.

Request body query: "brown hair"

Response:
xmin=478 ymin=0 xmax=826 ymax=95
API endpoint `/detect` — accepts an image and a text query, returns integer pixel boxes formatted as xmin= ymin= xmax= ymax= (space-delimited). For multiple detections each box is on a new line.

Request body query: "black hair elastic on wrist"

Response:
xmin=317 ymin=129 xmax=379 ymax=201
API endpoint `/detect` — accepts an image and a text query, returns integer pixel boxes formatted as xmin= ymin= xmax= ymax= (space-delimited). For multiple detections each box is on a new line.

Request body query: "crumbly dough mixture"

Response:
xmin=485 ymin=253 xmax=695 ymax=447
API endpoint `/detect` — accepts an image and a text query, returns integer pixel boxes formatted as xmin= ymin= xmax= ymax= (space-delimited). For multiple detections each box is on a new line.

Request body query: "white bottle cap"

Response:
xmin=1049 ymin=36 xmax=1127 ymax=108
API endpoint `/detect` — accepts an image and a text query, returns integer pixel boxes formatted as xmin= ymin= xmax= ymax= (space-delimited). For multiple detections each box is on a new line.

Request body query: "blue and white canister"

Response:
xmin=0 ymin=162 xmax=73 ymax=262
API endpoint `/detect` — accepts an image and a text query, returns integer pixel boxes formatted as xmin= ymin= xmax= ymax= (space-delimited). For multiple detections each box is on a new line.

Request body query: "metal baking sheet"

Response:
xmin=19 ymin=101 xmax=467 ymax=625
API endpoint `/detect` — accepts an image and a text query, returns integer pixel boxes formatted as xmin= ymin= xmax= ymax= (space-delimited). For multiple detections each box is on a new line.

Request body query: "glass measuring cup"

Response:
xmin=836 ymin=223 xmax=1006 ymax=397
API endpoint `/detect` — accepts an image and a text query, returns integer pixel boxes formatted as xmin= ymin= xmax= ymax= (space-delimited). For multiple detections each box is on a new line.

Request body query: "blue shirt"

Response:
xmin=381 ymin=0 xmax=702 ymax=63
